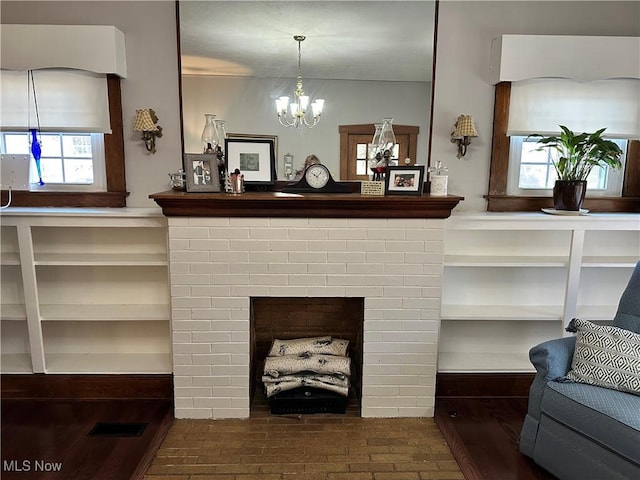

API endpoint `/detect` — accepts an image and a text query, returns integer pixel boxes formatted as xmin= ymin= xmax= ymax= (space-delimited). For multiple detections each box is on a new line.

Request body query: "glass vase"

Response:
xmin=378 ymin=118 xmax=396 ymax=154
xmin=368 ymin=123 xmax=383 ymax=174
xmin=200 ymin=113 xmax=220 ymax=153
xmin=214 ymin=119 xmax=227 ymax=143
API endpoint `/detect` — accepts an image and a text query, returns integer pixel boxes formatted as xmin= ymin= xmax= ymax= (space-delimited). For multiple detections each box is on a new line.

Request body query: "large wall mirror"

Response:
xmin=178 ymin=0 xmax=436 ymax=181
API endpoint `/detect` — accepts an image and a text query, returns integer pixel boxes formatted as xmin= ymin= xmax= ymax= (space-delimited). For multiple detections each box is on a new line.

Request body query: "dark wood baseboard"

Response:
xmin=1 ymin=374 xmax=173 ymax=400
xmin=436 ymin=372 xmax=535 ymax=398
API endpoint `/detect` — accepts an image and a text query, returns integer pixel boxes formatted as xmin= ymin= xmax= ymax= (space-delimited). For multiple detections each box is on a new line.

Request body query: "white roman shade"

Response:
xmin=0 ymin=24 xmax=126 ymax=133
xmin=508 ymin=78 xmax=640 ymax=139
xmin=0 ymin=69 xmax=111 ymax=133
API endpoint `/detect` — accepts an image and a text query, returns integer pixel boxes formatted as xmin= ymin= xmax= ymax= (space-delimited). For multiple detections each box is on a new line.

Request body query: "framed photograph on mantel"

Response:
xmin=227 ymin=133 xmax=278 ymax=163
xmin=384 ymin=165 xmax=425 ymax=196
xmin=225 ymin=138 xmax=276 ymax=185
xmin=184 ymin=153 xmax=220 ymax=192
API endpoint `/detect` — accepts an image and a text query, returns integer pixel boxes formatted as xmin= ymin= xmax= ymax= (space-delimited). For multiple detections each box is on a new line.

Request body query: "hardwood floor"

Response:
xmin=1 ymin=374 xmax=173 ymax=480
xmin=1 ymin=398 xmax=172 ymax=480
xmin=1 ymin=374 xmax=558 ymax=480
xmin=435 ymin=397 xmax=557 ymax=480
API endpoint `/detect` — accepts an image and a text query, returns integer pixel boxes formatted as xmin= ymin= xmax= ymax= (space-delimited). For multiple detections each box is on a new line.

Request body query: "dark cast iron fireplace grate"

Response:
xmin=268 ymin=388 xmax=348 ymax=415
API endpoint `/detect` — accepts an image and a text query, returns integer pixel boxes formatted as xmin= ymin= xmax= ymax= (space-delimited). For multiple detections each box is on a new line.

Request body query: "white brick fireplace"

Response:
xmin=167 ymin=216 xmax=445 ymax=419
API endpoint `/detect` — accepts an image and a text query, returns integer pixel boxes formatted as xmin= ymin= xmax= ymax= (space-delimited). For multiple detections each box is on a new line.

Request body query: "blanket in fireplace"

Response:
xmin=263 ymin=353 xmax=351 ymax=378
xmin=262 ymin=373 xmax=349 ymax=397
xmin=268 ymin=336 xmax=349 ymax=357
xmin=263 ymin=337 xmax=352 ymax=399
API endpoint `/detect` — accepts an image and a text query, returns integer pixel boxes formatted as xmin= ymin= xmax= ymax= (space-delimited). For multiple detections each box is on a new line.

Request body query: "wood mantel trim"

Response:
xmin=150 ymin=190 xmax=464 ymax=218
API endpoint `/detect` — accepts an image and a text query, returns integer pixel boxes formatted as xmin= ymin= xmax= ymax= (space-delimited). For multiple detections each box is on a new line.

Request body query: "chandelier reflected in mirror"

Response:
xmin=275 ymin=35 xmax=325 ymax=128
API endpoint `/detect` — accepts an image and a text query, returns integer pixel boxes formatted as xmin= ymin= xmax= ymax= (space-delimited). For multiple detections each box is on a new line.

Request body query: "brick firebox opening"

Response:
xmin=250 ymin=297 xmax=364 ymax=413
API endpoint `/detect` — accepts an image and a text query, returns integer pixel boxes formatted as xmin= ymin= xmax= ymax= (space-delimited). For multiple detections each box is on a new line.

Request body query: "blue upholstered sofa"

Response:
xmin=519 ymin=261 xmax=640 ymax=480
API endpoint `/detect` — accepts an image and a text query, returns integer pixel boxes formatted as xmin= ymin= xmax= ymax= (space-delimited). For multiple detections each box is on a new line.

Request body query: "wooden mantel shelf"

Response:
xmin=149 ymin=190 xmax=464 ymax=218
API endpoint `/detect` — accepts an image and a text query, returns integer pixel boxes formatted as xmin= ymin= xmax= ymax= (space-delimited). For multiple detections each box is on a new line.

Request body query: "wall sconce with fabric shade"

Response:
xmin=450 ymin=114 xmax=478 ymax=158
xmin=133 ymin=108 xmax=162 ymax=154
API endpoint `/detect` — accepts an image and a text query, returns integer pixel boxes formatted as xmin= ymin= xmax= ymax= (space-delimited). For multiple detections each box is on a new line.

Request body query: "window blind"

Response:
xmin=507 ymin=78 xmax=640 ymax=139
xmin=0 ymin=69 xmax=111 ymax=133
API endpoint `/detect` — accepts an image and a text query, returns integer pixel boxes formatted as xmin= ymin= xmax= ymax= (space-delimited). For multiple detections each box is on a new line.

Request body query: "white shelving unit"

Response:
xmin=439 ymin=212 xmax=640 ymax=373
xmin=0 ymin=208 xmax=171 ymax=374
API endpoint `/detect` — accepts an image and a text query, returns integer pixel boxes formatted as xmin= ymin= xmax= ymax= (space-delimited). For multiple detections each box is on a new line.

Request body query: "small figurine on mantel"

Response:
xmin=293 ymin=154 xmax=321 ymax=180
xmin=225 ymin=168 xmax=244 ymax=194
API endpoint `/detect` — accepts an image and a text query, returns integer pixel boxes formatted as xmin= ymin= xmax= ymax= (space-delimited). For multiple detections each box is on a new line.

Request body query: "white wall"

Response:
xmin=182 ymin=76 xmax=431 ymax=177
xmin=432 ymin=0 xmax=640 ymax=211
xmin=1 ymin=1 xmax=183 ymax=208
xmin=2 ymin=1 xmax=639 ymax=210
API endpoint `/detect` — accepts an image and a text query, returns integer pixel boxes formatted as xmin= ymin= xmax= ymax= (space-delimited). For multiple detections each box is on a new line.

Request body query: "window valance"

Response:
xmin=490 ymin=35 xmax=639 ymax=84
xmin=1 ymin=24 xmax=126 ymax=78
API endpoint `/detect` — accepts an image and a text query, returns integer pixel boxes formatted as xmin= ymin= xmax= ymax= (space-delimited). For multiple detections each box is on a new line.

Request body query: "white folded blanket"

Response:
xmin=262 ymin=373 xmax=349 ymax=388
xmin=268 ymin=336 xmax=349 ymax=357
xmin=263 ymin=353 xmax=351 ymax=378
xmin=264 ymin=375 xmax=349 ymax=398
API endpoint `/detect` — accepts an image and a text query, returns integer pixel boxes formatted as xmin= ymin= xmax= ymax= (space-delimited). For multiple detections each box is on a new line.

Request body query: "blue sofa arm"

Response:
xmin=524 ymin=336 xmax=577 ymax=424
xmin=529 ymin=336 xmax=576 ymax=381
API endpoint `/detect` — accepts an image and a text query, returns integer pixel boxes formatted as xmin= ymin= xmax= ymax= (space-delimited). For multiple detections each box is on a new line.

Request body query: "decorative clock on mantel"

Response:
xmin=282 ymin=164 xmax=352 ymax=194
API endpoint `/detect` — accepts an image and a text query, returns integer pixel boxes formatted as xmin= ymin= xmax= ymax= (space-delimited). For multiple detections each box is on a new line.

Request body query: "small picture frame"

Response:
xmin=225 ymin=138 xmax=276 ymax=185
xmin=384 ymin=165 xmax=425 ymax=196
xmin=184 ymin=153 xmax=220 ymax=192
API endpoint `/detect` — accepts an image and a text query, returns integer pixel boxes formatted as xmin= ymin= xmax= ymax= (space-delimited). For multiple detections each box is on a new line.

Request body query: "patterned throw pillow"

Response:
xmin=565 ymin=318 xmax=640 ymax=395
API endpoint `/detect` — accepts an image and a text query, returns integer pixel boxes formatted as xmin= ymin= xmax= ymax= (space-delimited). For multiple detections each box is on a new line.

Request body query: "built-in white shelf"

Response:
xmin=39 ymin=304 xmax=170 ymax=321
xmin=439 ymin=212 xmax=639 ymax=373
xmin=438 ymin=352 xmax=535 ymax=373
xmin=441 ymin=304 xmax=563 ymax=321
xmin=581 ymin=256 xmax=639 ymax=267
xmin=34 ymin=253 xmax=168 ymax=266
xmin=0 ymin=304 xmax=27 ymax=320
xmin=0 ymin=353 xmax=33 ymax=373
xmin=44 ymin=353 xmax=171 ymax=374
xmin=443 ymin=255 xmax=568 ymax=267
xmin=0 ymin=253 xmax=20 ymax=266
xmin=0 ymin=208 xmax=171 ymax=375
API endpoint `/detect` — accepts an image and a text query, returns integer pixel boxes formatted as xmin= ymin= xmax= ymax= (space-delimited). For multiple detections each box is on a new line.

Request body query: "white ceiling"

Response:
xmin=178 ymin=1 xmax=436 ymax=82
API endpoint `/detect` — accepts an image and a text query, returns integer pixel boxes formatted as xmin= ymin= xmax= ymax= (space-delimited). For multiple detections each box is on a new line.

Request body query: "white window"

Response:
xmin=507 ymin=136 xmax=627 ymax=197
xmin=0 ymin=132 xmax=106 ymax=191
xmin=505 ymin=78 xmax=638 ymax=197
xmin=0 ymin=69 xmax=110 ymax=192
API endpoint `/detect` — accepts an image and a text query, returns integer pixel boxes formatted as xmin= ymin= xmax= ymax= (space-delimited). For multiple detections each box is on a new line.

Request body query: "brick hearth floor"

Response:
xmin=144 ymin=394 xmax=463 ymax=480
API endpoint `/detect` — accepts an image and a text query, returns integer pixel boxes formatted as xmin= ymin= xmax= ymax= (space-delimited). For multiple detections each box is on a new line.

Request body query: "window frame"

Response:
xmin=507 ymin=135 xmax=627 ymax=197
xmin=2 ymin=132 xmax=106 ymax=191
xmin=0 ymin=75 xmax=127 ymax=208
xmin=486 ymin=82 xmax=640 ymax=213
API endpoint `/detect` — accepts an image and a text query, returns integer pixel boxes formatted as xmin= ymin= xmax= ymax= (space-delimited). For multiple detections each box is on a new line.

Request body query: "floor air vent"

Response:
xmin=88 ymin=422 xmax=147 ymax=437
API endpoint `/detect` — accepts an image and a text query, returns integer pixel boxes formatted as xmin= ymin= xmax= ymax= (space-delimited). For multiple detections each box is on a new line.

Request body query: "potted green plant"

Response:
xmin=529 ymin=125 xmax=623 ymax=211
